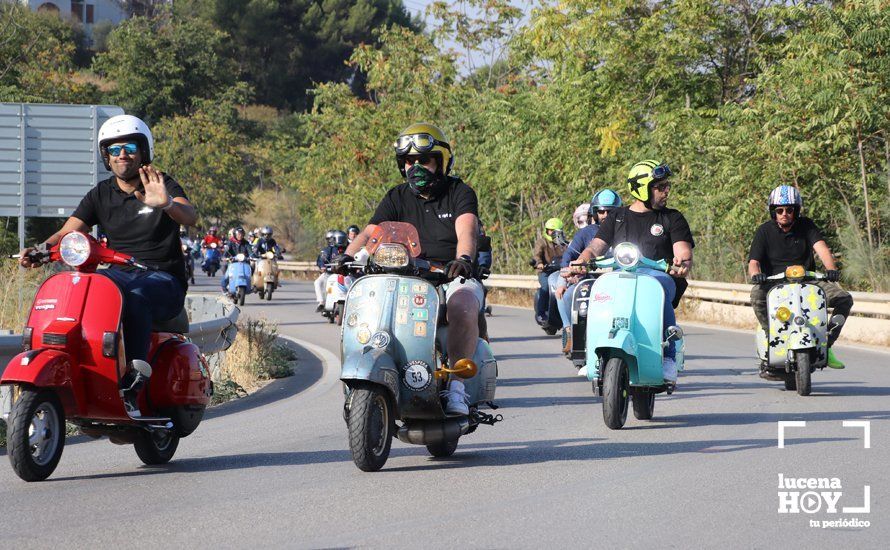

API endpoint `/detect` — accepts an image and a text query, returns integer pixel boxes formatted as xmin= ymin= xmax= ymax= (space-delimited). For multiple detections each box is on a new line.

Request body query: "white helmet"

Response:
xmin=97 ymin=114 xmax=154 ymax=169
xmin=572 ymin=203 xmax=590 ymax=229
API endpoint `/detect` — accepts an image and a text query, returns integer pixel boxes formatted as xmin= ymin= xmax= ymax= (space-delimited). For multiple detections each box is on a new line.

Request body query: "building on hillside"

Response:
xmin=20 ymin=0 xmax=129 ymax=29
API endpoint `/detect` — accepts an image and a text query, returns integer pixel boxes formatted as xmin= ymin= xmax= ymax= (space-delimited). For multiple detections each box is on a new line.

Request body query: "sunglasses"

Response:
xmin=394 ymin=133 xmax=451 ymax=155
xmin=652 ymin=182 xmax=672 ymax=192
xmin=596 ymin=209 xmax=611 ymax=215
xmin=774 ymin=206 xmax=796 ymax=215
xmin=106 ymin=143 xmax=139 ymax=157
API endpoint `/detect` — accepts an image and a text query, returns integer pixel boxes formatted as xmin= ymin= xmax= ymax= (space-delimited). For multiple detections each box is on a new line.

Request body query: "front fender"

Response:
xmin=341 ymin=348 xmax=400 ymax=406
xmin=586 ymin=329 xmax=637 ymax=379
xmin=787 ymin=328 xmax=818 ymax=351
xmin=2 ymin=350 xmax=71 ymax=387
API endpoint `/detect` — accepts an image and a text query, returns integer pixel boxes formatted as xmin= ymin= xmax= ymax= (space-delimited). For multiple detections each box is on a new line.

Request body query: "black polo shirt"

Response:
xmin=595 ymin=206 xmax=695 ymax=263
xmin=72 ymin=175 xmax=189 ymax=287
xmin=748 ymin=217 xmax=824 ymax=276
xmin=369 ymin=177 xmax=478 ymax=264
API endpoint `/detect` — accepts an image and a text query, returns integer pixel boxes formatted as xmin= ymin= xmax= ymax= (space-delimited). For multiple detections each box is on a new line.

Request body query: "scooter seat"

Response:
xmin=151 ymin=308 xmax=190 ymax=333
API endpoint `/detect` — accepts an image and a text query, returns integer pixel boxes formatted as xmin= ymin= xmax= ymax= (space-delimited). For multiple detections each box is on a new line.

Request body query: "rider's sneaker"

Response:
xmin=561 ymin=328 xmax=572 ymax=356
xmin=662 ymin=357 xmax=678 ymax=383
xmin=315 ymin=303 xmax=325 ymax=313
xmin=441 ymin=379 xmax=470 ymax=416
xmin=577 ymin=365 xmax=588 ymax=377
xmin=826 ymin=348 xmax=845 ymax=369
xmin=123 ymin=393 xmax=142 ymax=418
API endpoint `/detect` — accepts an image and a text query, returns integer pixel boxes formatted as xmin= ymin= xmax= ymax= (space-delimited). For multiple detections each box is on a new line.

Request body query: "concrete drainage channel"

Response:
xmin=0 ymin=294 xmax=240 ymax=419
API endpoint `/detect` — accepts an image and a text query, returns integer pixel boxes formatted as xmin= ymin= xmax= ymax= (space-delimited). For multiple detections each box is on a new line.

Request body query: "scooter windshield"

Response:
xmin=367 ymin=222 xmax=422 ymax=258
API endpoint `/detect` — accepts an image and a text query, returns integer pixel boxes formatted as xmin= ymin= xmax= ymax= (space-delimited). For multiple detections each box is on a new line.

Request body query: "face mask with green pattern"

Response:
xmin=406 ymin=162 xmax=440 ymax=195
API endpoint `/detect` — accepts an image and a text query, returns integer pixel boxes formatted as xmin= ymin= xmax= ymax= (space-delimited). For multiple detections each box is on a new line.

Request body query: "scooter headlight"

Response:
xmin=235 ymin=253 xmax=246 ymax=262
xmin=373 ymin=243 xmax=409 ymax=268
xmin=775 ymin=306 xmax=792 ymax=323
xmin=59 ymin=231 xmax=91 ymax=267
xmin=263 ymin=251 xmax=275 ymax=259
xmin=613 ymin=242 xmax=641 ymax=268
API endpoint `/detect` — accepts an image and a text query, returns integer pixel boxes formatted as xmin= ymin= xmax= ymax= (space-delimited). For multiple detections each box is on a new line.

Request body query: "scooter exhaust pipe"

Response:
xmin=397 ymin=417 xmax=471 ymax=445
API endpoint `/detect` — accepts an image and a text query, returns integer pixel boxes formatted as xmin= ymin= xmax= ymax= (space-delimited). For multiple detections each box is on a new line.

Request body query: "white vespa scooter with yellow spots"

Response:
xmin=756 ymin=265 xmax=845 ymax=396
xmin=339 ymin=222 xmax=500 ymax=472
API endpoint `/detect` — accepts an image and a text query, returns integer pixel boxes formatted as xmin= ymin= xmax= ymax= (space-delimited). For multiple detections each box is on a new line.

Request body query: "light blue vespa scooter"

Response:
xmin=340 ymin=222 xmax=500 ymax=472
xmin=224 ymin=253 xmax=253 ymax=306
xmin=579 ymin=242 xmax=685 ymax=429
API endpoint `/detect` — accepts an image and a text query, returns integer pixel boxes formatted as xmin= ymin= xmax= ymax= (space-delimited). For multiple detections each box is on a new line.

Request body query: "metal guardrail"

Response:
xmin=0 ymin=295 xmax=239 ymax=377
xmin=277 ymin=261 xmax=890 ymax=318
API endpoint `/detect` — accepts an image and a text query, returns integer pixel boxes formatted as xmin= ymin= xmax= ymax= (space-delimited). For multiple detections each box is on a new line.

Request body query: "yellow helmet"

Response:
xmin=627 ymin=159 xmax=672 ymax=202
xmin=393 ymin=122 xmax=453 ymax=176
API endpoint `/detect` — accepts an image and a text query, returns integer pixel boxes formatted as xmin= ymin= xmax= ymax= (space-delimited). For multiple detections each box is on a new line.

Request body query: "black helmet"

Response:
xmin=332 ymin=230 xmax=348 ymax=247
xmin=347 ymin=225 xmax=360 ymax=234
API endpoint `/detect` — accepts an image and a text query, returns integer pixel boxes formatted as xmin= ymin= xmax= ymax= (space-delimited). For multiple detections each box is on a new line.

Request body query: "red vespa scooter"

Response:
xmin=2 ymin=231 xmax=212 ymax=481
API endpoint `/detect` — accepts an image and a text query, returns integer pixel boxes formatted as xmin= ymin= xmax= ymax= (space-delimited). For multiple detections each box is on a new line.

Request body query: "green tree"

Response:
xmin=174 ymin=0 xmax=418 ymax=110
xmin=92 ymin=16 xmax=237 ymax=122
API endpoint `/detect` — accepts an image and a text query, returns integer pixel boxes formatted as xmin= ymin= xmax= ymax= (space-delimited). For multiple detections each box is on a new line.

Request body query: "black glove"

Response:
xmin=825 ymin=269 xmax=840 ymax=282
xmin=445 ymin=255 xmax=473 ymax=280
xmin=751 ymin=273 xmax=768 ymax=284
xmin=331 ymin=254 xmax=354 ymax=274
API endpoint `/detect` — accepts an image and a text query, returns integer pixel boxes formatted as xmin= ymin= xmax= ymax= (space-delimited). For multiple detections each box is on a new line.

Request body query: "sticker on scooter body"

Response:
xmin=403 ymin=360 xmax=432 ymax=391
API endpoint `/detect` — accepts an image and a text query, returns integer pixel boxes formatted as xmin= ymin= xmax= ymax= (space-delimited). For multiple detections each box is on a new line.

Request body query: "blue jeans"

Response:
xmin=548 ymin=271 xmax=574 ymax=329
xmin=535 ymin=271 xmax=551 ymax=318
xmin=99 ymin=268 xmax=186 ymax=364
xmin=637 ymin=267 xmax=677 ymax=359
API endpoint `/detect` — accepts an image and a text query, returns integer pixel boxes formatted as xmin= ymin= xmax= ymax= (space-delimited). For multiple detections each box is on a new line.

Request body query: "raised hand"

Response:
xmin=134 ymin=165 xmax=170 ymax=209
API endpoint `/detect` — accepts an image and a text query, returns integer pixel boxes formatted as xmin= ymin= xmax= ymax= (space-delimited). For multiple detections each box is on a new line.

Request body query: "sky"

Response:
xmin=401 ymin=0 xmax=533 ymax=73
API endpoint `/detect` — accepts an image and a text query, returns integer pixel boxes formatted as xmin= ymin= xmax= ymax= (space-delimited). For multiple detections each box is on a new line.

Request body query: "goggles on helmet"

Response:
xmin=394 ymin=133 xmax=452 ymax=155
xmin=629 ymin=163 xmax=672 ymax=185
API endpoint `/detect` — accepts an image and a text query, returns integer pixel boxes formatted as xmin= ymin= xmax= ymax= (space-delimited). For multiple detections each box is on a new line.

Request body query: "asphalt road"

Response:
xmin=1 ymin=275 xmax=887 ymax=548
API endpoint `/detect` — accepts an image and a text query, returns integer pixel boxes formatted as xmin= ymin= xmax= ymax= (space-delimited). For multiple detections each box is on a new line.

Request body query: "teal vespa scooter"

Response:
xmin=573 ymin=242 xmax=685 ymax=429
xmin=340 ymin=222 xmax=500 ymax=472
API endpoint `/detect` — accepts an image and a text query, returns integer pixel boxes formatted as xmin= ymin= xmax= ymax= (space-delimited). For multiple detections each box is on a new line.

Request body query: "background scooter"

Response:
xmin=224 ymin=253 xmax=253 ymax=306
xmin=202 ymin=242 xmax=221 ymax=277
xmin=755 ymin=265 xmax=843 ymax=396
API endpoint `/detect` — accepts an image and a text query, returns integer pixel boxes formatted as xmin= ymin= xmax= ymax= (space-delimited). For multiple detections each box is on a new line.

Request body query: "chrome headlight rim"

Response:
xmin=613 ymin=242 xmax=641 ymax=269
xmin=59 ymin=232 xmax=91 ymax=267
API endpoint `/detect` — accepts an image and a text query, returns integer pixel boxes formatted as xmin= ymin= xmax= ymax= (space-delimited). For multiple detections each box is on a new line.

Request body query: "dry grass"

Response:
xmin=0 ymin=262 xmax=47 ymax=331
xmin=211 ymin=317 xmax=296 ymax=405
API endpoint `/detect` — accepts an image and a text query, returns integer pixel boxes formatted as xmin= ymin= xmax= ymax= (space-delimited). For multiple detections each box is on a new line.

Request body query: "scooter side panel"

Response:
xmin=438 ymin=328 xmax=497 ymax=405
xmin=341 ymin=275 xmax=441 ymax=420
xmin=148 ymin=336 xmax=212 ymax=408
xmin=631 ymin=275 xmax=667 ymax=385
xmin=79 ymin=273 xmax=128 ymax=419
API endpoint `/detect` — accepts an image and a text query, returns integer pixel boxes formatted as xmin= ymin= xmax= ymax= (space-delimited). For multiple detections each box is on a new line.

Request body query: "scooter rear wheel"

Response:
xmin=427 ymin=438 xmax=459 ymax=458
xmin=631 ymin=389 xmax=655 ymax=420
xmin=602 ymin=357 xmax=629 ymax=430
xmin=7 ymin=389 xmax=65 ymax=482
xmin=794 ymin=350 xmax=812 ymax=396
xmin=134 ymin=430 xmax=180 ymax=465
xmin=347 ymin=386 xmax=393 ymax=472
xmin=265 ymin=287 xmax=273 ymax=301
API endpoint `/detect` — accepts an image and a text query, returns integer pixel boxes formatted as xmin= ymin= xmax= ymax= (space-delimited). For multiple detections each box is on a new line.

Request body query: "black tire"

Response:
xmin=602 ymin=357 xmax=629 ymax=430
xmin=7 ymin=389 xmax=65 ymax=482
xmin=327 ymin=307 xmax=335 ymax=324
xmin=134 ymin=430 xmax=180 ymax=465
xmin=210 ymin=269 xmax=217 ymax=278
xmin=190 ymin=277 xmax=195 ymax=285
xmin=266 ymin=287 xmax=273 ymax=301
xmin=427 ymin=438 xmax=459 ymax=458
xmin=236 ymin=286 xmax=246 ymax=306
xmin=784 ymin=376 xmax=797 ymax=391
xmin=347 ymin=386 xmax=393 ymax=472
xmin=334 ymin=303 xmax=343 ymax=326
xmin=795 ymin=350 xmax=812 ymax=396
xmin=544 ymin=326 xmax=558 ymax=335
xmin=257 ymin=288 xmax=265 ymax=300
xmin=632 ymin=389 xmax=655 ymax=420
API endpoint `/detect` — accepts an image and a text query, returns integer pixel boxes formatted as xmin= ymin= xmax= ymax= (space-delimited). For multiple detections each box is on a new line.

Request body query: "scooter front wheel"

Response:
xmin=7 ymin=388 xmax=66 ymax=481
xmin=794 ymin=350 xmax=812 ymax=396
xmin=134 ymin=429 xmax=180 ymax=465
xmin=236 ymin=286 xmax=246 ymax=306
xmin=265 ymin=287 xmax=273 ymax=301
xmin=602 ymin=357 xmax=629 ymax=430
xmin=347 ymin=386 xmax=393 ymax=472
